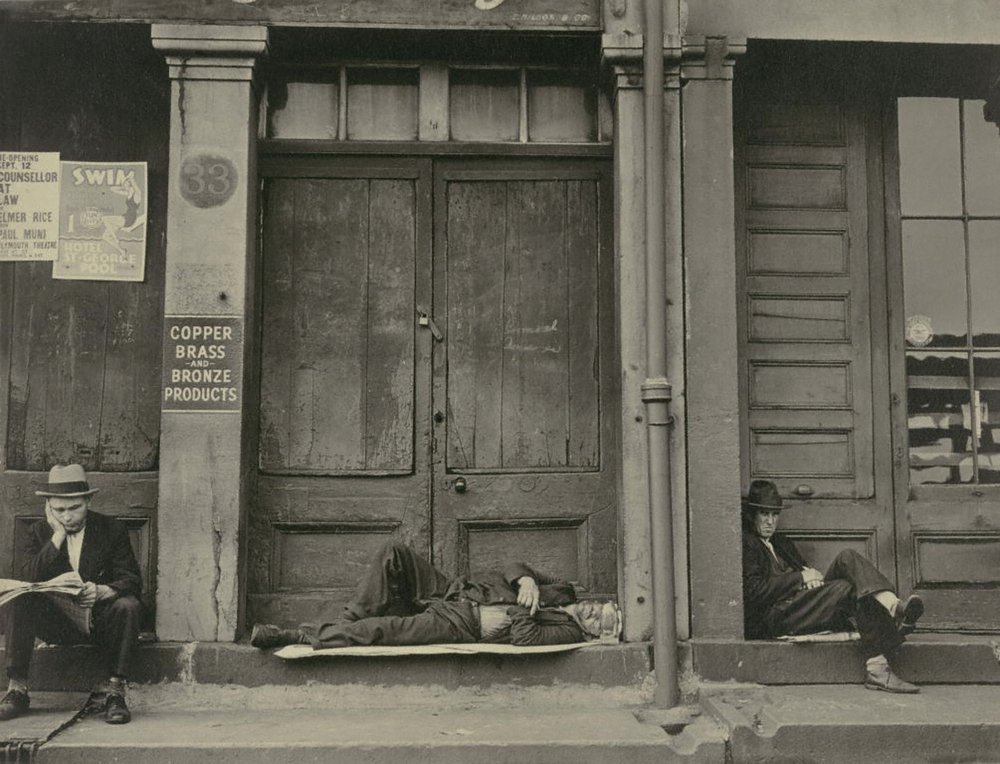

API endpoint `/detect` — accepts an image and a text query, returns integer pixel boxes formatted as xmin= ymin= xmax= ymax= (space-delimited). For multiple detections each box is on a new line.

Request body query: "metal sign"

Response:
xmin=162 ymin=316 xmax=243 ymax=413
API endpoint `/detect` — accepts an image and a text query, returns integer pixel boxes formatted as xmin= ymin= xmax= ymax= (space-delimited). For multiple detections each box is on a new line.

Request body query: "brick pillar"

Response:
xmin=682 ymin=36 xmax=747 ymax=639
xmin=151 ymin=25 xmax=268 ymax=641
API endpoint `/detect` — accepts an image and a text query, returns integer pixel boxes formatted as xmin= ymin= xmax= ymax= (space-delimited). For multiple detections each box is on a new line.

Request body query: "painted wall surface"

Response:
xmin=688 ymin=0 xmax=1000 ymax=44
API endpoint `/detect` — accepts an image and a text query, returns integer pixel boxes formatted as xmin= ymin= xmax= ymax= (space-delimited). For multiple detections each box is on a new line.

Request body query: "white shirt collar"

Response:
xmin=65 ymin=526 xmax=86 ymax=572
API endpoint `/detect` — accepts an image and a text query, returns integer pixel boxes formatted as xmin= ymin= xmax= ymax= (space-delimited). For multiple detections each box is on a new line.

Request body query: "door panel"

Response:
xmin=250 ymin=158 xmax=432 ymax=626
xmin=432 ymin=161 xmax=617 ymax=595
xmin=736 ymin=98 xmax=895 ymax=576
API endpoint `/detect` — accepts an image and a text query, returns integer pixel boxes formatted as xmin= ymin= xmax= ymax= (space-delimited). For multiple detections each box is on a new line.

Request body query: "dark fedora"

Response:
xmin=745 ymin=479 xmax=783 ymax=511
xmin=35 ymin=464 xmax=99 ymax=498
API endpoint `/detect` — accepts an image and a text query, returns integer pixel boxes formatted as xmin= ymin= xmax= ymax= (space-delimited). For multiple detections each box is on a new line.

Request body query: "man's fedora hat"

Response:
xmin=745 ymin=479 xmax=783 ymax=511
xmin=35 ymin=464 xmax=99 ymax=498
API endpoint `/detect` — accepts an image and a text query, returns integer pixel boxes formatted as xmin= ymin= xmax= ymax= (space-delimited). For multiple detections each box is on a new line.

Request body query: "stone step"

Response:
xmin=702 ymin=684 xmax=1000 ymax=764
xmin=2 ymin=689 xmax=726 ymax=764
xmin=2 ymin=641 xmax=652 ymax=692
xmin=690 ymin=632 xmax=1000 ymax=684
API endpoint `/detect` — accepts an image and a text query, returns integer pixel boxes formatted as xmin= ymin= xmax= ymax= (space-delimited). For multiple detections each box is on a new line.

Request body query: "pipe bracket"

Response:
xmin=641 ymin=378 xmax=673 ymax=403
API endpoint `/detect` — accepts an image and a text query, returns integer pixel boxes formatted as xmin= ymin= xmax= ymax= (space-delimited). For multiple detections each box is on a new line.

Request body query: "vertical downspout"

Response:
xmin=643 ymin=0 xmax=679 ymax=708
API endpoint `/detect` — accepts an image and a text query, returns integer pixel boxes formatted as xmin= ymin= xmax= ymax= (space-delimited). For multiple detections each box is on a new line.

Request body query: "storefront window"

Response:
xmin=900 ymin=97 xmax=1000 ymax=484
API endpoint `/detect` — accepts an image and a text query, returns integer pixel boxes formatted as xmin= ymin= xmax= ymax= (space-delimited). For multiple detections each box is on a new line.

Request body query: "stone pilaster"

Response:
xmin=151 ymin=24 xmax=268 ymax=641
xmin=681 ymin=36 xmax=747 ymax=639
xmin=602 ymin=36 xmax=690 ymax=642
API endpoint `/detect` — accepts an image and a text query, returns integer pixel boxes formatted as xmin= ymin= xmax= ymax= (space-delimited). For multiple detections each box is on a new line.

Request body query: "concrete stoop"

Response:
xmin=701 ymin=684 xmax=1000 ymax=764
xmin=691 ymin=632 xmax=1000 ymax=684
xmin=0 ymin=641 xmax=734 ymax=763
xmin=30 ymin=705 xmax=729 ymax=764
xmin=6 ymin=639 xmax=1000 ymax=762
xmin=4 ymin=641 xmax=654 ymax=692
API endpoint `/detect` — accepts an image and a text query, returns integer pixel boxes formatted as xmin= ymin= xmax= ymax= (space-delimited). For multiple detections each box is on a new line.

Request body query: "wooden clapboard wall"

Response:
xmin=0 ymin=24 xmax=169 ymax=626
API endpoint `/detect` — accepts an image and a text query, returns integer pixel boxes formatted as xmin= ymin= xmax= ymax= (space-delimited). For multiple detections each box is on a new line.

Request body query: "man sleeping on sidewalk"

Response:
xmin=250 ymin=542 xmax=606 ymax=650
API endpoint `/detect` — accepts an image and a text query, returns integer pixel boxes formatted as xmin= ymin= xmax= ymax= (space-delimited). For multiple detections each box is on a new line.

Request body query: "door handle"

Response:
xmin=453 ymin=476 xmax=468 ymax=494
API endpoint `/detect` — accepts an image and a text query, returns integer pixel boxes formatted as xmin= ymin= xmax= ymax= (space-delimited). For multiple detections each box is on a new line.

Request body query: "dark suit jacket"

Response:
xmin=18 ymin=510 xmax=143 ymax=599
xmin=742 ymin=529 xmax=807 ymax=639
xmin=444 ymin=562 xmax=577 ymax=608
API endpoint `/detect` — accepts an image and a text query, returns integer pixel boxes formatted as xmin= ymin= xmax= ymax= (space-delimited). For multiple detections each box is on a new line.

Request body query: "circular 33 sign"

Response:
xmin=180 ymin=153 xmax=238 ymax=208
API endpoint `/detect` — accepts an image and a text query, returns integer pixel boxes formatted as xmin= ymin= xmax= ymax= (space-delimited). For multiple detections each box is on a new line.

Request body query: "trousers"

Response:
xmin=4 ymin=593 xmax=143 ymax=681
xmin=302 ymin=543 xmax=477 ymax=648
xmin=765 ymin=549 xmax=903 ymax=659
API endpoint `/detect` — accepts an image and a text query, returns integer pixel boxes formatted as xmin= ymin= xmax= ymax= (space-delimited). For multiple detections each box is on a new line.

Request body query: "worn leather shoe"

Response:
xmin=864 ymin=664 xmax=919 ymax=694
xmin=105 ymin=692 xmax=131 ymax=725
xmin=250 ymin=623 xmax=308 ymax=649
xmin=0 ymin=690 xmax=29 ymax=721
xmin=895 ymin=594 xmax=924 ymax=636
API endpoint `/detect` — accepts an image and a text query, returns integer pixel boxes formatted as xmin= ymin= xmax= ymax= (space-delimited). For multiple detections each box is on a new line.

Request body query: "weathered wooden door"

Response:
xmin=250 ymin=158 xmax=433 ymax=626
xmin=735 ymin=97 xmax=897 ymax=578
xmin=252 ymin=157 xmax=618 ymax=624
xmin=431 ymin=161 xmax=618 ymax=596
xmin=887 ymin=97 xmax=1000 ymax=631
xmin=0 ymin=25 xmax=167 ymax=633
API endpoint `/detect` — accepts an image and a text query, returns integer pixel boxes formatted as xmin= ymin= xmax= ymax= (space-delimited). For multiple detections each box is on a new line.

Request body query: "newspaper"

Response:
xmin=0 ymin=571 xmax=91 ymax=635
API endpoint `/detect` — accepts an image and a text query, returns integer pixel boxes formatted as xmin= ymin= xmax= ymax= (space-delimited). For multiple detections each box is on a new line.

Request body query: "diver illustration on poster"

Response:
xmin=54 ymin=161 xmax=147 ymax=281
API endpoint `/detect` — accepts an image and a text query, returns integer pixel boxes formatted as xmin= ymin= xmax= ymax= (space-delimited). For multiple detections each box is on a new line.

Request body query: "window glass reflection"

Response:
xmin=964 ymin=99 xmax=1000 ymax=217
xmin=897 ymin=98 xmax=963 ymax=217
xmin=970 ymin=221 xmax=1000 ymax=347
xmin=974 ymin=354 xmax=1000 ymax=483
xmin=902 ymin=220 xmax=967 ymax=347
xmin=907 ymin=352 xmax=972 ymax=485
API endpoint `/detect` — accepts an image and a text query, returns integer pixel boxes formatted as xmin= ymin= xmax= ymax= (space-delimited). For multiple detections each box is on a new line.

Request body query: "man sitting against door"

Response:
xmin=0 ymin=464 xmax=144 ymax=724
xmin=742 ymin=479 xmax=924 ymax=694
xmin=250 ymin=541 xmax=607 ymax=649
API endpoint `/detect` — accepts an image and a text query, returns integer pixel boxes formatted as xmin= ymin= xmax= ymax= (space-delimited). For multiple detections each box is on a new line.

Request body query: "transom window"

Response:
xmin=900 ymin=97 xmax=1000 ymax=484
xmin=264 ymin=65 xmax=610 ymax=143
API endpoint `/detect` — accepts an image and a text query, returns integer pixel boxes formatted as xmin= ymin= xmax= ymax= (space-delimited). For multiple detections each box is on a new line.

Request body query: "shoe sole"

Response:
xmin=898 ymin=595 xmax=924 ymax=635
xmin=864 ymin=682 xmax=919 ymax=694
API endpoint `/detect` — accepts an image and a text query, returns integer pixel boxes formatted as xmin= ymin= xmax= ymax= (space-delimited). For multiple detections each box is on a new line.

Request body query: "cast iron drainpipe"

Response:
xmin=642 ymin=0 xmax=680 ymax=708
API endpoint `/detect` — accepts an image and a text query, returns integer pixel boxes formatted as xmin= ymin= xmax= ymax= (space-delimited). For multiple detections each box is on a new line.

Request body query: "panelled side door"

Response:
xmin=735 ymin=97 xmax=896 ymax=575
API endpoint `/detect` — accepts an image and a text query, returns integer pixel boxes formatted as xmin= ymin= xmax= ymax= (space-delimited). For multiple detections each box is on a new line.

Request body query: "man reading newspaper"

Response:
xmin=0 ymin=465 xmax=143 ymax=724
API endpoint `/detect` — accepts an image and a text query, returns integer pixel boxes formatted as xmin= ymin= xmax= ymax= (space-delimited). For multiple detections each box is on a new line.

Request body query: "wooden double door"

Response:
xmin=248 ymin=156 xmax=618 ymax=626
xmin=736 ymin=90 xmax=1000 ymax=631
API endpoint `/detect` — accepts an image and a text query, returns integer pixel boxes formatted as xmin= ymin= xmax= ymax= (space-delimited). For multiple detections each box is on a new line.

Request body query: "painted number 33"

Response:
xmin=180 ymin=154 xmax=238 ymax=208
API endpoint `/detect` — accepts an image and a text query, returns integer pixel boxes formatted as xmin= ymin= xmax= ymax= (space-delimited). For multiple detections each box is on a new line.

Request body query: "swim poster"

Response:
xmin=54 ymin=160 xmax=147 ymax=281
